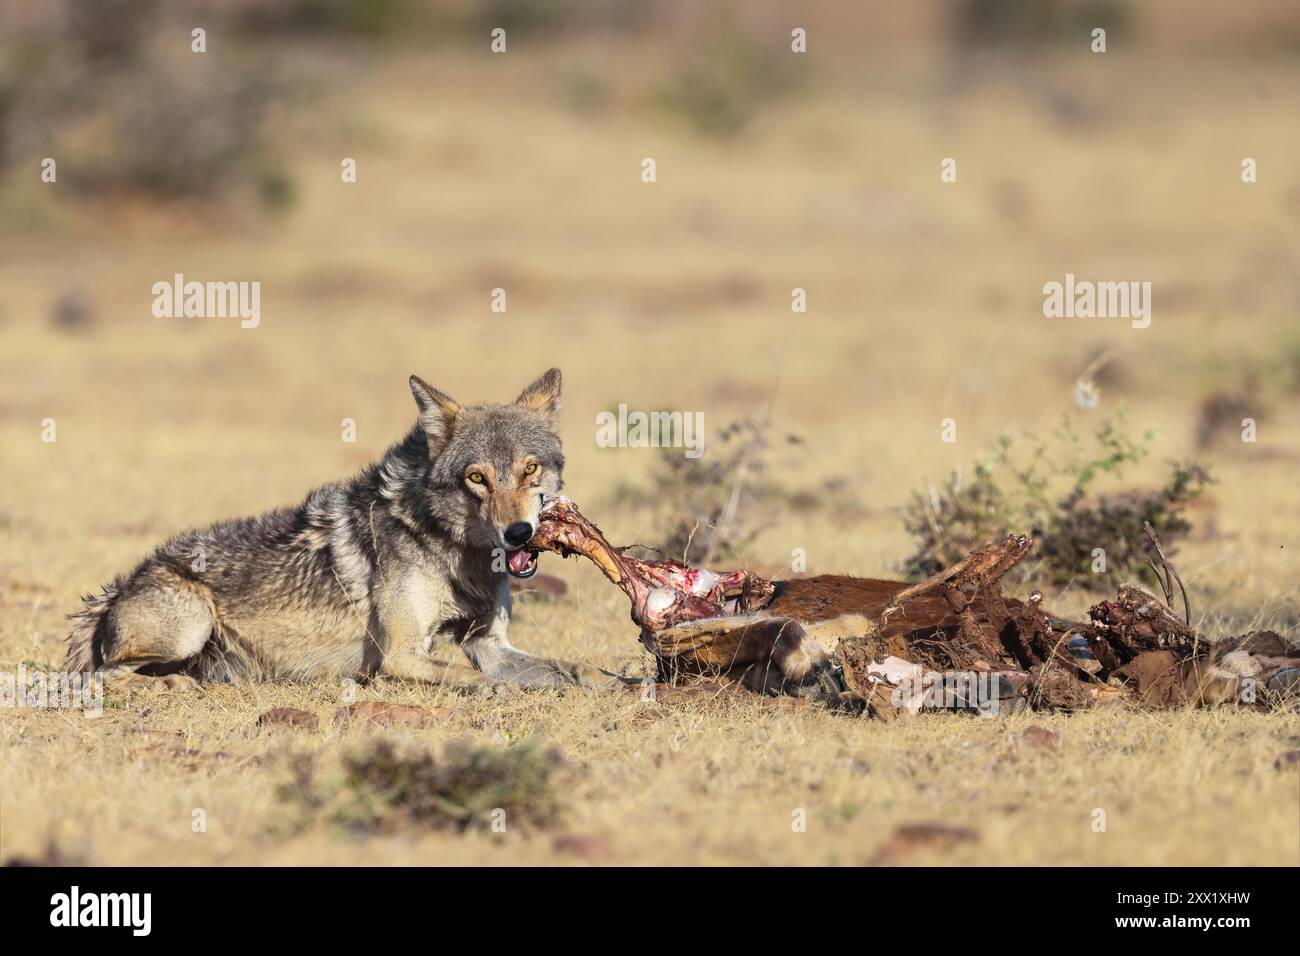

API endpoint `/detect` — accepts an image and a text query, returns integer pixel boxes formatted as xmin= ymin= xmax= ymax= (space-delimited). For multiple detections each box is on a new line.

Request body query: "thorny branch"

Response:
xmin=1143 ymin=520 xmax=1191 ymax=628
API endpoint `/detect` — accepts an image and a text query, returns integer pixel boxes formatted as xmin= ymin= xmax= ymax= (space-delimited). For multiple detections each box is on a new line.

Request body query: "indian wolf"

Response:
xmin=66 ymin=369 xmax=616 ymax=692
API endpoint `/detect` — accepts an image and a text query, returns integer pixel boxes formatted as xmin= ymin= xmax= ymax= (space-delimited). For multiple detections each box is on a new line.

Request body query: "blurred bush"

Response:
xmin=236 ymin=0 xmax=651 ymax=39
xmin=280 ymin=738 xmax=567 ymax=834
xmin=238 ymin=0 xmax=421 ymax=36
xmin=0 ymin=0 xmax=286 ymax=205
xmin=657 ymin=33 xmax=805 ymax=136
xmin=953 ymin=0 xmax=1132 ymax=47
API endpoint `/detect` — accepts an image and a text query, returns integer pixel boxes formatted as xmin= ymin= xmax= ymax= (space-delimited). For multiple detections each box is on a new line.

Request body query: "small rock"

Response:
xmin=1019 ymin=726 xmax=1060 ymax=750
xmin=1274 ymin=750 xmax=1300 ymax=772
xmin=333 ymin=701 xmax=450 ymax=729
xmin=51 ymin=289 xmax=96 ymax=331
xmin=256 ymin=707 xmax=319 ymax=732
xmin=552 ymin=833 xmax=611 ymax=859
xmin=871 ymin=822 xmax=978 ymax=865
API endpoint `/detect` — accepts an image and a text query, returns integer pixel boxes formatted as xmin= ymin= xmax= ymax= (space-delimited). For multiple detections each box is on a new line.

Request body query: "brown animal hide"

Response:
xmin=529 ymin=497 xmax=1298 ymax=715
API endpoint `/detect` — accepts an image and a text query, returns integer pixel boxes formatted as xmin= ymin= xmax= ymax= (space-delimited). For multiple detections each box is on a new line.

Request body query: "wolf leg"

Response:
xmin=461 ymin=581 xmax=621 ymax=690
xmin=379 ymin=647 xmax=495 ymax=693
xmin=375 ymin=587 xmax=501 ymax=692
xmin=463 ymin=632 xmax=611 ymax=689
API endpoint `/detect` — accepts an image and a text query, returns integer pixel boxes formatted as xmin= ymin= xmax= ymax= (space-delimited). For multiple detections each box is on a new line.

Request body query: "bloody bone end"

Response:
xmin=531 ymin=496 xmax=776 ymax=632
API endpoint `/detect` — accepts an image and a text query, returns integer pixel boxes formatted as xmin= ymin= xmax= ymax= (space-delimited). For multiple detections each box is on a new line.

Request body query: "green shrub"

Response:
xmin=331 ymin=738 xmax=566 ymax=833
xmin=0 ymin=0 xmax=287 ymax=205
xmin=658 ymin=34 xmax=804 ymax=137
xmin=901 ymin=414 xmax=1211 ymax=589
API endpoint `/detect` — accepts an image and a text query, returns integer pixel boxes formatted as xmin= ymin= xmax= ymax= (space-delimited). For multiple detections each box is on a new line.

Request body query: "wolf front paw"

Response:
xmin=486 ymin=654 xmax=621 ymax=691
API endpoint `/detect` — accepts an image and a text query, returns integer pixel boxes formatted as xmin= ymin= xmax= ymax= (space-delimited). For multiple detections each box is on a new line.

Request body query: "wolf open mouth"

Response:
xmin=505 ymin=547 xmax=539 ymax=579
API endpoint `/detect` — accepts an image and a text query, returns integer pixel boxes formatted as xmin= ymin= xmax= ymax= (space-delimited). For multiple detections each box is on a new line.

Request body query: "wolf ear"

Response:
xmin=515 ymin=367 xmax=562 ymax=421
xmin=409 ymin=375 xmax=460 ymax=452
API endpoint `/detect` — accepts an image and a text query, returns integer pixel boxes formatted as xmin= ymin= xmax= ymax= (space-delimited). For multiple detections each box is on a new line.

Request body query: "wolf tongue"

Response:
xmin=507 ymin=548 xmax=533 ymax=573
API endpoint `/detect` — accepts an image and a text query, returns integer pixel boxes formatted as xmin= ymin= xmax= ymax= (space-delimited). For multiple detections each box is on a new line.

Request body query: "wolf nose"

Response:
xmin=503 ymin=522 xmax=535 ymax=548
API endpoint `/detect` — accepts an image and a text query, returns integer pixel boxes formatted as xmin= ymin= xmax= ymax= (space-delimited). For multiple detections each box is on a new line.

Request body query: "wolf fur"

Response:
xmin=65 ymin=369 xmax=614 ymax=691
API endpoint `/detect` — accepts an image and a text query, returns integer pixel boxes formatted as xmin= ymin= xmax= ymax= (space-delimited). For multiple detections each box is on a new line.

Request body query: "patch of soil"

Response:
xmin=332 ymin=701 xmax=452 ymax=729
xmin=871 ymin=822 xmax=979 ymax=865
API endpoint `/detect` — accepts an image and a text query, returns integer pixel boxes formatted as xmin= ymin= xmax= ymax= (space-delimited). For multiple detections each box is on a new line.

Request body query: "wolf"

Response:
xmin=65 ymin=369 xmax=616 ymax=692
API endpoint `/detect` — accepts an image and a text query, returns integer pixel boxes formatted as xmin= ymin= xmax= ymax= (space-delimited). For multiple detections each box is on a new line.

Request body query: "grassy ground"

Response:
xmin=1 ymin=43 xmax=1298 ymax=865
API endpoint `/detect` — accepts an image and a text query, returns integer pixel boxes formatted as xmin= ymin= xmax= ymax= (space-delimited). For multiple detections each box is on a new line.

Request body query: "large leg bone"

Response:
xmin=531 ymin=498 xmax=844 ymax=697
xmin=531 ymin=497 xmax=777 ymax=632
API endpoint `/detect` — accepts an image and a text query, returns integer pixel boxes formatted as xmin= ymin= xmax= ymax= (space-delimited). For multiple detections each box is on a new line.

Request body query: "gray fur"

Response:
xmin=65 ymin=369 xmax=616 ymax=692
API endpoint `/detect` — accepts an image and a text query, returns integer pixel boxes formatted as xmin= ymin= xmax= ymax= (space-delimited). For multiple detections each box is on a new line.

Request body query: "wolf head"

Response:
xmin=408 ymin=368 xmax=564 ymax=577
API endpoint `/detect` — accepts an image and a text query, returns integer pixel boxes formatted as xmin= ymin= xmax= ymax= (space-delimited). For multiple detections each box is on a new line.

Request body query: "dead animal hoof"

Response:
xmin=1266 ymin=668 xmax=1300 ymax=695
xmin=813 ymin=662 xmax=848 ymax=699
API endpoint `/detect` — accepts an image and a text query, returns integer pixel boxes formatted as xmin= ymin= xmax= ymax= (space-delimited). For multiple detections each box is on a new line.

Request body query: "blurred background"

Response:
xmin=2 ymin=0 xmax=1298 ymax=633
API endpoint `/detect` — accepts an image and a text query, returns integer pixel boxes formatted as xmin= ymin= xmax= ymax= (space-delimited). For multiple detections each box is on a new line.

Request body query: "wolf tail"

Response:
xmin=65 ymin=580 xmax=121 ymax=672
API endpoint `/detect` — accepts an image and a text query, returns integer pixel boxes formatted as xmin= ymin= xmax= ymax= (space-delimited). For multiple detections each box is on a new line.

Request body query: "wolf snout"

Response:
xmin=503 ymin=522 xmax=535 ymax=548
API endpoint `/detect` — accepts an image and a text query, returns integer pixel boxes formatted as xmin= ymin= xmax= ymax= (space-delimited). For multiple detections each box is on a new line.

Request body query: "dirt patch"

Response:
xmin=1018 ymin=726 xmax=1060 ymax=750
xmin=551 ymin=833 xmax=612 ymax=859
xmin=871 ymin=822 xmax=980 ymax=864
xmin=333 ymin=701 xmax=452 ymax=729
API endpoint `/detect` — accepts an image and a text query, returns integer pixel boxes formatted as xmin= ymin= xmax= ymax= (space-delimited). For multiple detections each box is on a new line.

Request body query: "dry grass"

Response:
xmin=3 ymin=673 xmax=1297 ymax=865
xmin=1 ymin=42 xmax=1298 ymax=865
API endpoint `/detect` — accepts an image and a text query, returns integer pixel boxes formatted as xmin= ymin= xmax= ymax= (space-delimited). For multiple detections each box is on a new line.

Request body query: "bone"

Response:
xmin=530 ymin=496 xmax=776 ymax=633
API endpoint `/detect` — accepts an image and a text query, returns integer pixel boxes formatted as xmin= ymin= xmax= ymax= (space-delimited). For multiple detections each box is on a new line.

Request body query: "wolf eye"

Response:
xmin=467 ymin=472 xmax=486 ymax=485
xmin=523 ymin=463 xmax=539 ymax=477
